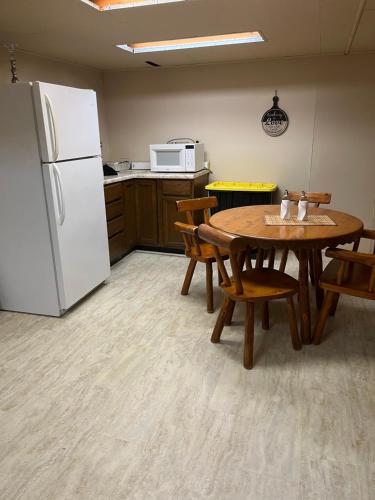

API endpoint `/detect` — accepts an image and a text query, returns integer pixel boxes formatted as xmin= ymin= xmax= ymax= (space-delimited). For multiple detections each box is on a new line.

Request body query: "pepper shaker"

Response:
xmin=280 ymin=189 xmax=291 ymax=220
xmin=297 ymin=191 xmax=309 ymax=221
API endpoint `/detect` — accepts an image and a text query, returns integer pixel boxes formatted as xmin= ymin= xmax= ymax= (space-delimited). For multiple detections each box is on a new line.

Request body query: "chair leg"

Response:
xmin=217 ymin=265 xmax=222 ymax=286
xmin=181 ymin=258 xmax=197 ymax=295
xmin=313 ymin=291 xmax=337 ymax=345
xmin=329 ymin=293 xmax=340 ymax=317
xmin=262 ymin=302 xmax=270 ymax=330
xmin=238 ymin=251 xmax=246 ymax=271
xmin=279 ymin=248 xmax=289 ymax=272
xmin=206 ymin=261 xmax=214 ymax=313
xmin=287 ymin=297 xmax=301 ymax=350
xmin=244 ymin=302 xmax=255 ymax=369
xmin=256 ymin=249 xmax=265 ymax=269
xmin=268 ymin=248 xmax=276 ymax=269
xmin=245 ymin=251 xmax=253 ymax=270
xmin=211 ymin=297 xmax=230 ymax=343
xmin=225 ymin=299 xmax=236 ymax=326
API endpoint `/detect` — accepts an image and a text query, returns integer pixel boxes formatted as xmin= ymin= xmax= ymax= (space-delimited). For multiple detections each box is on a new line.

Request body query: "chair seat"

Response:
xmin=320 ymin=260 xmax=375 ymax=300
xmin=188 ymin=243 xmax=229 ymax=261
xmin=222 ymin=268 xmax=299 ymax=302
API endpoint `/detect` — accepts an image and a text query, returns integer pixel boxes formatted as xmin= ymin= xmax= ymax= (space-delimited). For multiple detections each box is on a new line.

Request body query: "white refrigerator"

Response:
xmin=0 ymin=82 xmax=110 ymax=316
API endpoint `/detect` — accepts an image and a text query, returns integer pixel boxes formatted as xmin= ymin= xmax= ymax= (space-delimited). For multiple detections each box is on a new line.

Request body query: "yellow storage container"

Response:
xmin=205 ymin=182 xmax=277 ymax=192
xmin=205 ymin=181 xmax=278 ymax=214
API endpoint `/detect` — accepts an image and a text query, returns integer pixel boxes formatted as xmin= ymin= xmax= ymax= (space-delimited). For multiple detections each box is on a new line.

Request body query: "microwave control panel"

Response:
xmin=185 ymin=145 xmax=195 ymax=171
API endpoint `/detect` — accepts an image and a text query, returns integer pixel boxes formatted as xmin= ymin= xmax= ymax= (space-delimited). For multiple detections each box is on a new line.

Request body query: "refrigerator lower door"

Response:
xmin=43 ymin=157 xmax=110 ymax=311
xmin=33 ymin=81 xmax=101 ymax=163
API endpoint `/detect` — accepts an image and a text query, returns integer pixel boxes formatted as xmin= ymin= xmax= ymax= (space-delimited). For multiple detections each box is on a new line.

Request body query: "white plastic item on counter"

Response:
xmin=280 ymin=189 xmax=291 ymax=220
xmin=297 ymin=191 xmax=309 ymax=221
xmin=131 ymin=161 xmax=151 ymax=170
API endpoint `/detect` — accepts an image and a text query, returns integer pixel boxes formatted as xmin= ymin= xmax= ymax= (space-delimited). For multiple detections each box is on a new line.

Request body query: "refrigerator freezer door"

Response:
xmin=33 ymin=82 xmax=101 ymax=163
xmin=43 ymin=157 xmax=110 ymax=311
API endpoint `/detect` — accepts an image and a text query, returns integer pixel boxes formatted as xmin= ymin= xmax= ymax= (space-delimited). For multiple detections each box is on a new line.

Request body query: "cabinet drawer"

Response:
xmin=104 ymin=183 xmax=123 ymax=204
xmin=106 ymin=199 xmax=123 ymax=221
xmin=107 ymin=215 xmax=124 ymax=238
xmin=160 ymin=180 xmax=192 ymax=197
xmin=108 ymin=232 xmax=126 ymax=264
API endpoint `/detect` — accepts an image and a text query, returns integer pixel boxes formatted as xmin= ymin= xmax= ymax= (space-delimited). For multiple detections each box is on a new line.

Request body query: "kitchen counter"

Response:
xmin=103 ymin=169 xmax=209 ymax=185
xmin=103 ymin=169 xmax=210 ymax=261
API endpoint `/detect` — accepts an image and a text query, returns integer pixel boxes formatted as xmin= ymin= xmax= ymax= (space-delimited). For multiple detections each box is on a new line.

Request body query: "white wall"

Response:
xmin=103 ymin=54 xmax=375 ymax=233
xmin=0 ymin=49 xmax=110 ymax=158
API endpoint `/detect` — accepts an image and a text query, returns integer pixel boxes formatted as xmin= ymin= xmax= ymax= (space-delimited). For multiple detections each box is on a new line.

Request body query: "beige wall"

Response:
xmin=1 ymin=49 xmax=374 ymax=241
xmin=103 ymin=54 xmax=375 ymax=234
xmin=0 ymin=49 xmax=110 ymax=158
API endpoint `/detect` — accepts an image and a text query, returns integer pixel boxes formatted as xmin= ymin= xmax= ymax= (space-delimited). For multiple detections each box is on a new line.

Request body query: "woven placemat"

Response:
xmin=264 ymin=215 xmax=337 ymax=226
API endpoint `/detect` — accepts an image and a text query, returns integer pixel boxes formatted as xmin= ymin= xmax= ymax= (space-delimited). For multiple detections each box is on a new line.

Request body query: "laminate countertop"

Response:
xmin=103 ymin=169 xmax=210 ymax=185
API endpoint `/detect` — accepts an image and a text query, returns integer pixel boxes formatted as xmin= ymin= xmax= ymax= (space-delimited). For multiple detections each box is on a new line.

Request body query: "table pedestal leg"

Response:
xmin=298 ymin=249 xmax=311 ymax=344
xmin=313 ymin=249 xmax=324 ymax=309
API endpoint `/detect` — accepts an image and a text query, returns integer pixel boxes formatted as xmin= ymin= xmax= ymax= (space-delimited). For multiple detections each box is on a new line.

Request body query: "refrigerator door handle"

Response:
xmin=52 ymin=163 xmax=66 ymax=225
xmin=45 ymin=94 xmax=60 ymax=162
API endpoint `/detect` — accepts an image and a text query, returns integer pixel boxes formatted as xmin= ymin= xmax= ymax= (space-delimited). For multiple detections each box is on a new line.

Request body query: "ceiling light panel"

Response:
xmin=117 ymin=32 xmax=265 ymax=53
xmin=81 ymin=0 xmax=185 ymax=10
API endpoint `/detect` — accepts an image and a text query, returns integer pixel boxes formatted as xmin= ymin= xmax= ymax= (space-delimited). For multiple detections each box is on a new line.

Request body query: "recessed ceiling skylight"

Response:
xmin=117 ymin=32 xmax=264 ymax=53
xmin=81 ymin=0 xmax=184 ymax=10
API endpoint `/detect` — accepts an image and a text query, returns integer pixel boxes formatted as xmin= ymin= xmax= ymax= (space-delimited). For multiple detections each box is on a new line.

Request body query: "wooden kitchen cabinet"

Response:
xmin=123 ymin=180 xmax=137 ymax=250
xmin=157 ymin=175 xmax=209 ymax=250
xmin=135 ymin=180 xmax=159 ymax=246
xmin=108 ymin=231 xmax=126 ymax=263
xmin=104 ymin=182 xmax=126 ymax=264
xmin=104 ymin=173 xmax=209 ymax=264
xmin=158 ymin=195 xmax=187 ymax=248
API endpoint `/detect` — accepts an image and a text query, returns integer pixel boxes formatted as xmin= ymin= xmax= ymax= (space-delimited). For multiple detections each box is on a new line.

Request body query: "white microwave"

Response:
xmin=150 ymin=143 xmax=205 ymax=172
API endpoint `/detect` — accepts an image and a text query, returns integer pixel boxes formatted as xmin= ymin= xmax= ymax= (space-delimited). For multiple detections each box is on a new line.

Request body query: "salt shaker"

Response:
xmin=280 ymin=189 xmax=291 ymax=220
xmin=297 ymin=191 xmax=308 ymax=221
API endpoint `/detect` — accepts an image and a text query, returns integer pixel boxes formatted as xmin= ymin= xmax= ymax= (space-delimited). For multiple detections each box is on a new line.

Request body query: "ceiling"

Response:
xmin=0 ymin=0 xmax=374 ymax=71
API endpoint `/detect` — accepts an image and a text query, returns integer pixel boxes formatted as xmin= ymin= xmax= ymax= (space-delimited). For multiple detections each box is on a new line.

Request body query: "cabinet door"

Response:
xmin=135 ymin=180 xmax=158 ymax=246
xmin=159 ymin=196 xmax=186 ymax=249
xmin=123 ymin=181 xmax=137 ymax=250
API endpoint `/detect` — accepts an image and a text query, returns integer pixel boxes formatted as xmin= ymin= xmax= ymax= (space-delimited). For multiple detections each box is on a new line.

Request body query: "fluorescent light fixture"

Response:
xmin=81 ymin=0 xmax=184 ymax=10
xmin=117 ymin=32 xmax=264 ymax=53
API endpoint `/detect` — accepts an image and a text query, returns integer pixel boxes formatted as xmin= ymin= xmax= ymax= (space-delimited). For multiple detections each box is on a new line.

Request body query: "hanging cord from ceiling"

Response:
xmin=1 ymin=42 xmax=19 ymax=83
xmin=345 ymin=0 xmax=367 ymax=55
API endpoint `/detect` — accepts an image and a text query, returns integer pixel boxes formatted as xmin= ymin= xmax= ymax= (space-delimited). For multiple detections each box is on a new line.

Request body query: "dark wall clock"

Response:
xmin=261 ymin=92 xmax=289 ymax=137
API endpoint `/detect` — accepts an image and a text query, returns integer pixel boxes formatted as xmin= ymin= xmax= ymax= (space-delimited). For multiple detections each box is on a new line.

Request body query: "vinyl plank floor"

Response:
xmin=0 ymin=251 xmax=374 ymax=499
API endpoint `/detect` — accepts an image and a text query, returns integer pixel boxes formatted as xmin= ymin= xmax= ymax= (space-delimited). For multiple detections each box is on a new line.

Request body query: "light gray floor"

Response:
xmin=0 ymin=251 xmax=374 ymax=500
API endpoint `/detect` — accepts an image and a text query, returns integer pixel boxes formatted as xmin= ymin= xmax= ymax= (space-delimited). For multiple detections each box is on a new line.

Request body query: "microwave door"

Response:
xmin=151 ymin=146 xmax=185 ymax=172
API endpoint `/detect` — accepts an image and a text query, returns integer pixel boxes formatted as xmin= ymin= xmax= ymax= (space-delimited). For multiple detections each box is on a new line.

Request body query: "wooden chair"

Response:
xmin=279 ymin=192 xmax=332 ymax=281
xmin=313 ymin=229 xmax=375 ymax=345
xmin=174 ymin=197 xmax=229 ymax=313
xmin=198 ymin=224 xmax=301 ymax=369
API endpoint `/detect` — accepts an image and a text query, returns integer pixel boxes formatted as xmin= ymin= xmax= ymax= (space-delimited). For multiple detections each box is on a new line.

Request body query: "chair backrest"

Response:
xmin=175 ymin=197 xmax=218 ymax=256
xmin=176 ymin=196 xmax=218 ymax=225
xmin=326 ymin=228 xmax=375 ymax=294
xmin=287 ymin=191 xmax=331 ymax=207
xmin=198 ymin=223 xmax=249 ymax=295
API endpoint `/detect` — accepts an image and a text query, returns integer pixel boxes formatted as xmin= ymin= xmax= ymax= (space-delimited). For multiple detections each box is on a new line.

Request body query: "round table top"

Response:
xmin=209 ymin=205 xmax=363 ymax=250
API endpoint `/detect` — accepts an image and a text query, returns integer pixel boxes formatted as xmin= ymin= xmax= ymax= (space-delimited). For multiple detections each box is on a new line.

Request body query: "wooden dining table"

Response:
xmin=209 ymin=205 xmax=363 ymax=344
